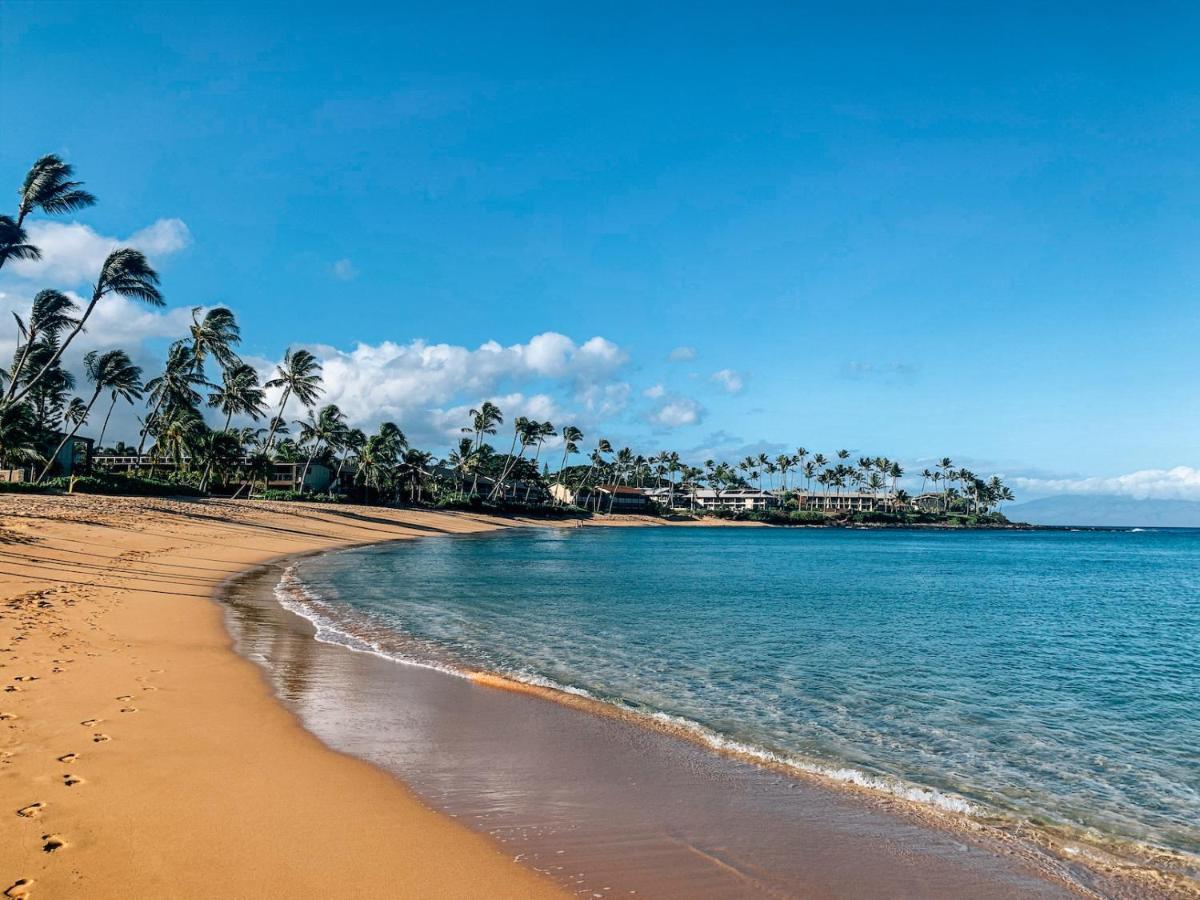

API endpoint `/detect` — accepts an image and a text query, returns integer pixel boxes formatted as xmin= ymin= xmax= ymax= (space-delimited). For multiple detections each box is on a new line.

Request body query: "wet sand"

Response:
xmin=225 ymin=558 xmax=1096 ymax=899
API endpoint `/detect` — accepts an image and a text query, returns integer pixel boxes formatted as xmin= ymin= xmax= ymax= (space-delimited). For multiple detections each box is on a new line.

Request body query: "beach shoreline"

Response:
xmin=2 ymin=495 xmax=1194 ymax=898
xmin=0 ymin=494 xmax=569 ymax=899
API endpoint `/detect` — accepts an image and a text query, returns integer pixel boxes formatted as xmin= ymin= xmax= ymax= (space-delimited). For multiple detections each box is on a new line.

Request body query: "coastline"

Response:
xmin=251 ymin=533 xmax=1199 ymax=900
xmin=2 ymin=496 xmax=1194 ymax=898
xmin=0 ymin=494 xmax=566 ymax=899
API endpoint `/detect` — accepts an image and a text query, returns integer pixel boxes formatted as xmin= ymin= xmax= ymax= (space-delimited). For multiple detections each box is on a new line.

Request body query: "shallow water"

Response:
xmin=287 ymin=526 xmax=1200 ymax=859
xmin=224 ymin=525 xmax=1200 ymax=896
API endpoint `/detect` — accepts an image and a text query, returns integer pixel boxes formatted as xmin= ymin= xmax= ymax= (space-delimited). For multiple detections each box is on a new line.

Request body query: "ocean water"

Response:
xmin=284 ymin=526 xmax=1200 ymax=863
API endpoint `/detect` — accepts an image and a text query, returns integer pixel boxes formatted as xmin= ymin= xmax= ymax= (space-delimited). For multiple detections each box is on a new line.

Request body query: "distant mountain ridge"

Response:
xmin=1006 ymin=495 xmax=1200 ymax=528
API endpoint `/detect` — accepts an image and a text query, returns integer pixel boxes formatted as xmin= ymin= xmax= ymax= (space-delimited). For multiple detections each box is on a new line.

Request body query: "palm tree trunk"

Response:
xmin=96 ymin=394 xmax=117 ymax=450
xmin=489 ymin=429 xmax=522 ymax=501
xmin=3 ymin=331 xmax=38 ymax=402
xmin=135 ymin=391 xmax=167 ymax=464
xmin=264 ymin=386 xmax=292 ymax=452
xmin=199 ymin=410 xmax=234 ymax=493
xmin=298 ymin=440 xmax=321 ymax=496
xmin=9 ymin=292 xmax=102 ymax=406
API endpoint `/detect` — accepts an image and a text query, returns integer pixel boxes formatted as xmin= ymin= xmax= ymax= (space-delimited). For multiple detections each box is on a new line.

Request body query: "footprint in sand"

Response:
xmin=115 ymin=695 xmax=132 ymax=702
xmin=16 ymin=803 xmax=44 ymax=818
xmin=41 ymin=834 xmax=65 ymax=853
xmin=13 ymin=676 xmax=38 ymax=683
xmin=91 ymin=734 xmax=109 ymax=743
xmin=62 ymin=774 xmax=83 ymax=787
xmin=3 ymin=879 xmax=33 ymax=898
xmin=119 ymin=707 xmax=137 ymax=714
xmin=0 ymin=712 xmax=17 ymax=721
xmin=79 ymin=719 xmax=101 ymax=727
xmin=56 ymin=753 xmax=78 ymax=764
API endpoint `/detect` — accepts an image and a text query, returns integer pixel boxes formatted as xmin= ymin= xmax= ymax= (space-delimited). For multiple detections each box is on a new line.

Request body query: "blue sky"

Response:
xmin=2 ymin=2 xmax=1199 ymax=497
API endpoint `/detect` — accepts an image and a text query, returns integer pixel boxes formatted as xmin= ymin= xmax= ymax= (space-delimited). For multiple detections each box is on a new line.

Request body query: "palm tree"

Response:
xmin=0 ymin=154 xmax=96 ymax=271
xmin=4 ymin=290 xmax=79 ymax=401
xmin=524 ymin=420 xmax=557 ymax=501
xmin=331 ymin=427 xmax=366 ymax=496
xmin=447 ymin=437 xmax=476 ymax=499
xmin=38 ymin=350 xmax=142 ymax=482
xmin=199 ymin=363 xmax=267 ymax=490
xmin=16 ymin=154 xmax=96 ymax=227
xmin=888 ymin=462 xmax=903 ymax=512
xmin=154 ymin=405 xmax=205 ymax=474
xmin=937 ymin=457 xmax=953 ymax=512
xmin=186 ymin=307 xmax=242 ymax=374
xmin=9 ymin=250 xmax=162 ymax=406
xmin=463 ymin=401 xmax=502 ymax=496
xmin=489 ymin=416 xmax=537 ymax=500
xmin=296 ymin=404 xmax=347 ymax=494
xmin=0 ymin=216 xmax=39 ymax=270
xmin=553 ymin=425 xmax=583 ymax=502
xmin=263 ymin=349 xmax=323 ymax=451
xmin=0 ymin=401 xmax=42 ymax=470
xmin=138 ymin=343 xmax=207 ymax=460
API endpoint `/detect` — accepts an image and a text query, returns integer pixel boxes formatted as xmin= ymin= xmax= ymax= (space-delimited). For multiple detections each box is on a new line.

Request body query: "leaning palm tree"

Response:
xmin=38 ymin=350 xmax=142 ymax=482
xmin=16 ymin=154 xmax=96 ymax=227
xmin=4 ymin=290 xmax=79 ymax=401
xmin=137 ymin=343 xmax=208 ymax=460
xmin=0 ymin=216 xmax=40 ymax=271
xmin=489 ymin=415 xmax=536 ymax=500
xmin=296 ymin=404 xmax=347 ymax=494
xmin=0 ymin=154 xmax=96 ymax=271
xmin=263 ymin=349 xmax=323 ymax=451
xmin=186 ymin=307 xmax=242 ymax=374
xmin=9 ymin=249 xmax=162 ymax=406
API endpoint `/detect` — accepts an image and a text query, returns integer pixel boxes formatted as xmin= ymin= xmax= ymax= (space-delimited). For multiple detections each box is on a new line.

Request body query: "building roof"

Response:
xmin=594 ymin=484 xmax=648 ymax=496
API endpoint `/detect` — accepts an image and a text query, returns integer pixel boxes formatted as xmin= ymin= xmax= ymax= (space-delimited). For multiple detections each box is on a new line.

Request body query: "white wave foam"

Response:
xmin=272 ymin=566 xmax=979 ymax=818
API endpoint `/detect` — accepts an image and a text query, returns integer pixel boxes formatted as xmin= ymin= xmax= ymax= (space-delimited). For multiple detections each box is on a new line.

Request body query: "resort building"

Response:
xmin=95 ymin=454 xmax=332 ymax=493
xmin=550 ymin=483 xmax=654 ymax=512
xmin=691 ymin=488 xmax=778 ymax=512
xmin=793 ymin=491 xmax=897 ymax=512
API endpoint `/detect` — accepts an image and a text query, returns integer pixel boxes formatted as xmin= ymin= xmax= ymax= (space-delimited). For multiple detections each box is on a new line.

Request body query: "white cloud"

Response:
xmin=711 ymin=368 xmax=744 ymax=394
xmin=330 ymin=258 xmax=358 ymax=281
xmin=668 ymin=345 xmax=696 ymax=362
xmin=258 ymin=332 xmax=630 ymax=447
xmin=1013 ymin=467 xmax=1200 ymax=501
xmin=647 ymin=396 xmax=704 ymax=429
xmin=643 ymin=383 xmax=665 ymax=399
xmin=7 ymin=218 xmax=191 ymax=285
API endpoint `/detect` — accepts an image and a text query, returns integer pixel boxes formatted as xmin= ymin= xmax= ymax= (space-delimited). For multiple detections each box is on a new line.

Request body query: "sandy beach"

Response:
xmin=0 ymin=494 xmax=567 ymax=899
xmin=2 ymin=495 xmax=1193 ymax=899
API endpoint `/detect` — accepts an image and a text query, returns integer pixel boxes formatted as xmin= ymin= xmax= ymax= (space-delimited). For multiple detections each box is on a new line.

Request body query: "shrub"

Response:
xmin=0 ymin=480 xmax=56 ymax=494
xmin=42 ymin=472 xmax=205 ymax=497
xmin=786 ymin=509 xmax=827 ymax=524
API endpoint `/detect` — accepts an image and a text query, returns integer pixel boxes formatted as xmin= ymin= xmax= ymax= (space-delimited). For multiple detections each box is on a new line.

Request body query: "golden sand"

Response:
xmin=0 ymin=494 xmax=568 ymax=899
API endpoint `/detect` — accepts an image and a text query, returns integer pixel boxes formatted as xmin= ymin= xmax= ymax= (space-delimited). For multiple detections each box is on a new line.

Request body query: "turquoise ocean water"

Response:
xmin=284 ymin=526 xmax=1199 ymax=861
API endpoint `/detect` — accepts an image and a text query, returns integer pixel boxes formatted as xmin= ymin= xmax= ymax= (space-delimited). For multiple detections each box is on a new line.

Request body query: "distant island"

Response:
xmin=1006 ymin=495 xmax=1200 ymax=528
